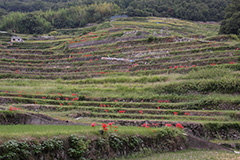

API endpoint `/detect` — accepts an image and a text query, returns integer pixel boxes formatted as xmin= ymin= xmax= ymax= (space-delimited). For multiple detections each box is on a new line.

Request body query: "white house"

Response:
xmin=11 ymin=36 xmax=24 ymax=42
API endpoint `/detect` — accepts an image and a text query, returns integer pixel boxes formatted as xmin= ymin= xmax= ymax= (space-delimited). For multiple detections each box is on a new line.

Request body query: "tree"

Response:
xmin=220 ymin=0 xmax=240 ymax=35
xmin=19 ymin=14 xmax=52 ymax=34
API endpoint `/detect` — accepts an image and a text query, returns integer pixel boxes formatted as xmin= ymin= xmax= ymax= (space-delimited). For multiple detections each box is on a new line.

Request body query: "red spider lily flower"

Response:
xmin=186 ymin=66 xmax=188 ymax=68
xmin=42 ymin=97 xmax=46 ymax=99
xmin=72 ymin=93 xmax=77 ymax=96
xmin=139 ymin=111 xmax=143 ymax=114
xmin=114 ymin=100 xmax=118 ymax=102
xmin=105 ymin=109 xmax=108 ymax=112
xmin=119 ymin=110 xmax=122 ymax=113
xmin=114 ymin=129 xmax=117 ymax=132
xmin=173 ymin=112 xmax=178 ymax=115
xmin=185 ymin=112 xmax=190 ymax=116
xmin=108 ymin=122 xmax=112 ymax=127
xmin=153 ymin=130 xmax=156 ymax=132
xmin=91 ymin=122 xmax=96 ymax=127
xmin=176 ymin=123 xmax=184 ymax=129
xmin=157 ymin=107 xmax=160 ymax=109
xmin=114 ymin=126 xmax=117 ymax=128
xmin=103 ymin=104 xmax=106 ymax=107
xmin=229 ymin=62 xmax=235 ymax=64
xmin=122 ymin=110 xmax=125 ymax=113
xmin=9 ymin=106 xmax=13 ymax=111
xmin=174 ymin=66 xmax=178 ymax=69
xmin=165 ymin=123 xmax=173 ymax=127
xmin=210 ymin=63 xmax=216 ymax=65
xmin=5 ymin=91 xmax=8 ymax=93
xmin=193 ymin=65 xmax=196 ymax=67
xmin=60 ymin=103 xmax=63 ymax=106
xmin=69 ymin=103 xmax=72 ymax=105
xmin=169 ymin=66 xmax=172 ymax=69
xmin=104 ymin=128 xmax=108 ymax=131
xmin=141 ymin=123 xmax=146 ymax=127
xmin=102 ymin=123 xmax=107 ymax=128
xmin=100 ymin=104 xmax=102 ymax=107
xmin=237 ymin=48 xmax=239 ymax=50
xmin=56 ymin=98 xmax=60 ymax=100
xmin=107 ymin=105 xmax=110 ymax=107
xmin=65 ymin=98 xmax=69 ymax=100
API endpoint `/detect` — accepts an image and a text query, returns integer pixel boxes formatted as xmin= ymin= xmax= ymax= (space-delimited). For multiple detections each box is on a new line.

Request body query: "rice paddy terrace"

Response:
xmin=0 ymin=17 xmax=240 ymax=156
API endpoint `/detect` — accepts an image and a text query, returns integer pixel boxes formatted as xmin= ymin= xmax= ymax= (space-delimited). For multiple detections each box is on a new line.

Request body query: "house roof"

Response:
xmin=0 ymin=31 xmax=8 ymax=33
xmin=11 ymin=36 xmax=22 ymax=39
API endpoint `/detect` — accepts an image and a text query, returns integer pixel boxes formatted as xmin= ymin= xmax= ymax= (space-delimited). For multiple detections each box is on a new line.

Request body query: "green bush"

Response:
xmin=0 ymin=140 xmax=30 ymax=160
xmin=67 ymin=135 xmax=90 ymax=158
xmin=182 ymin=68 xmax=235 ymax=80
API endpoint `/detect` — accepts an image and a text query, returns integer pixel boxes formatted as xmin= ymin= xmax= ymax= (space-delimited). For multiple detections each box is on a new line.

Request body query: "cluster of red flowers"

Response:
xmin=165 ymin=123 xmax=184 ymax=129
xmin=119 ymin=110 xmax=125 ymax=114
xmin=90 ymin=122 xmax=117 ymax=132
xmin=9 ymin=106 xmax=22 ymax=111
xmin=141 ymin=123 xmax=151 ymax=128
xmin=100 ymin=104 xmax=111 ymax=107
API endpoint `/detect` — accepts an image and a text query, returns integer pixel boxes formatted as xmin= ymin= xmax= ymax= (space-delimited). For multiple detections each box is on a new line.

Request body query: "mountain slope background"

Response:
xmin=0 ymin=0 xmax=234 ymax=34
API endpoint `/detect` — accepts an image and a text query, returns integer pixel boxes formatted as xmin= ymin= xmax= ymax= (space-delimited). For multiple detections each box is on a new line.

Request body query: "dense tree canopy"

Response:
xmin=220 ymin=0 xmax=240 ymax=35
xmin=0 ymin=3 xmax=120 ymax=34
xmin=0 ymin=0 xmax=233 ymax=34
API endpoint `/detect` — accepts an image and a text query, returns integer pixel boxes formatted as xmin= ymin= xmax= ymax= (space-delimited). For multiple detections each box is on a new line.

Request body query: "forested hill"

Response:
xmin=0 ymin=0 xmax=233 ymax=34
xmin=0 ymin=0 xmax=230 ymax=21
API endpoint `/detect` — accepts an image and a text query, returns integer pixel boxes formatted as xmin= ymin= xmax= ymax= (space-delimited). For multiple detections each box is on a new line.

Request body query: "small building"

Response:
xmin=11 ymin=36 xmax=24 ymax=42
xmin=0 ymin=31 xmax=8 ymax=34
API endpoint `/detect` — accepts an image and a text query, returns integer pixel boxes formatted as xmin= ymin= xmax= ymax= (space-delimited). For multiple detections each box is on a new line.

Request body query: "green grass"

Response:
xmin=114 ymin=149 xmax=240 ymax=160
xmin=0 ymin=125 xmax=182 ymax=141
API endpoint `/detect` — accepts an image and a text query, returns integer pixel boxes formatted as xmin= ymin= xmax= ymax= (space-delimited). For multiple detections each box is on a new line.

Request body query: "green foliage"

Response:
xmin=96 ymin=22 xmax=112 ymax=30
xmin=182 ymin=68 xmax=235 ymax=80
xmin=41 ymin=138 xmax=63 ymax=152
xmin=220 ymin=0 xmax=240 ymax=35
xmin=109 ymin=133 xmax=124 ymax=152
xmin=49 ymin=31 xmax=58 ymax=36
xmin=67 ymin=76 xmax=168 ymax=84
xmin=154 ymin=78 xmax=240 ymax=94
xmin=0 ymin=3 xmax=120 ymax=34
xmin=67 ymin=135 xmax=90 ymax=158
xmin=128 ymin=136 xmax=143 ymax=151
xmin=0 ymin=140 xmax=30 ymax=160
xmin=126 ymin=0 xmax=230 ymax=21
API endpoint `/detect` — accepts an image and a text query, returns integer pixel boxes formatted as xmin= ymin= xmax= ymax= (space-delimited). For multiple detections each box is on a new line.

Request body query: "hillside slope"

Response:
xmin=0 ymin=17 xmax=240 ymax=149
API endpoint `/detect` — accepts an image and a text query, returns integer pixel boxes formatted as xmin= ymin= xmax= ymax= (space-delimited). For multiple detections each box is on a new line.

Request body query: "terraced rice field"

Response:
xmin=0 ymin=17 xmax=240 ymax=148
